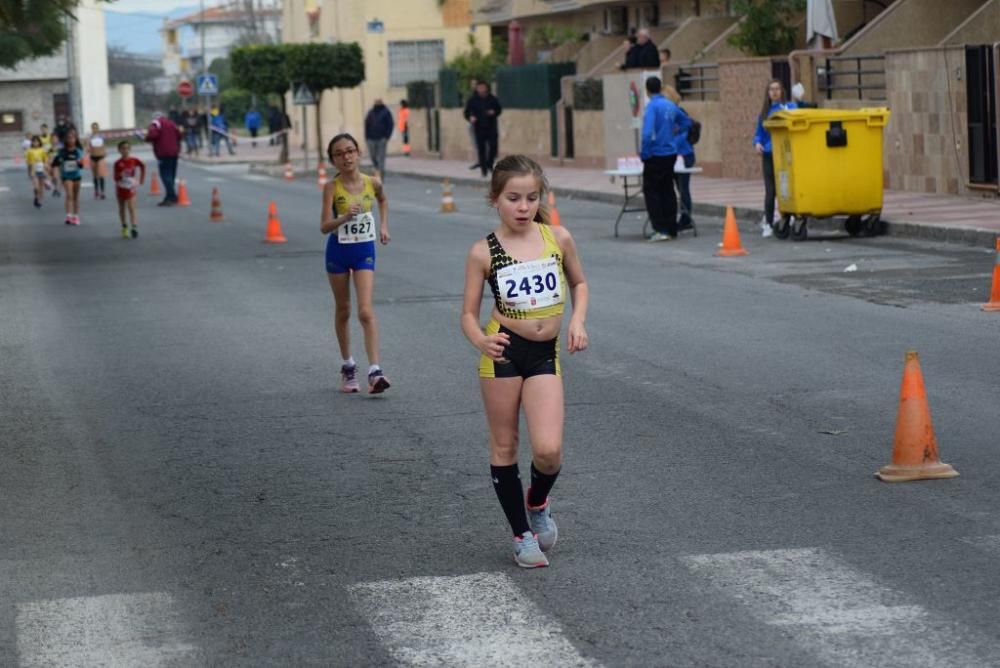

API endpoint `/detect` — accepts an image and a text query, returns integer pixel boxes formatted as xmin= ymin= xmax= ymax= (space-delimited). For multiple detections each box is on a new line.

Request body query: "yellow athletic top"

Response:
xmin=332 ymin=174 xmax=375 ymax=217
xmin=39 ymin=134 xmax=52 ymax=153
xmin=24 ymin=147 xmax=48 ymax=171
xmin=487 ymin=223 xmax=566 ymax=320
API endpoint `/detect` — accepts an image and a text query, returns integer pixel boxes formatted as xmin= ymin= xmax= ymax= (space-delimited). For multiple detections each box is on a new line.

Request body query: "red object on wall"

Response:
xmin=507 ymin=20 xmax=524 ymax=66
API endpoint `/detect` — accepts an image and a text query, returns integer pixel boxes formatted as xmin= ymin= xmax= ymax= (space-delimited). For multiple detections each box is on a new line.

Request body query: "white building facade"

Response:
xmin=162 ymin=1 xmax=282 ymax=79
xmin=0 ymin=0 xmax=113 ymax=155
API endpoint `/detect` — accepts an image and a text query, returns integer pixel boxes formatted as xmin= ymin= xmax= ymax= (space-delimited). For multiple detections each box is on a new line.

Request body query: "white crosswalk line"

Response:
xmin=681 ymin=547 xmax=994 ymax=668
xmin=17 ymin=592 xmax=199 ymax=667
xmin=349 ymin=571 xmax=600 ymax=667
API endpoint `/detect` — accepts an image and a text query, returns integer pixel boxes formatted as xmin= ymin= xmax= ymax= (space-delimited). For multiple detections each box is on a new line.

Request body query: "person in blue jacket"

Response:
xmin=665 ymin=86 xmax=696 ymax=232
xmin=753 ymin=79 xmax=797 ymax=236
xmin=244 ymin=106 xmax=262 ymax=147
xmin=641 ymin=76 xmax=691 ymax=242
xmin=210 ymin=107 xmax=235 ymax=157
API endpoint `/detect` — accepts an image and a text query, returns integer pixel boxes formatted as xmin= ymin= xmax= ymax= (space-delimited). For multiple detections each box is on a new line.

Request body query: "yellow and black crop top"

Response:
xmin=332 ymin=174 xmax=376 ymax=217
xmin=487 ymin=223 xmax=567 ymax=320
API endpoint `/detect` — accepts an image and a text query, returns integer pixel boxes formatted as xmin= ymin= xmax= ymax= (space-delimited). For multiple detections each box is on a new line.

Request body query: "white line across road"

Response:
xmin=16 ymin=592 xmax=200 ymax=667
xmin=681 ymin=547 xmax=995 ymax=668
xmin=349 ymin=571 xmax=600 ymax=667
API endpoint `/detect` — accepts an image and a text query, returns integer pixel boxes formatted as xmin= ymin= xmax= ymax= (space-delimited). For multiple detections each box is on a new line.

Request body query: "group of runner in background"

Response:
xmin=21 ymin=120 xmax=145 ymax=234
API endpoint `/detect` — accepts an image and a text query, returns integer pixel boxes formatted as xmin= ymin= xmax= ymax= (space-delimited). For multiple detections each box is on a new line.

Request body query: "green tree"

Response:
xmin=284 ymin=42 xmax=364 ymax=162
xmin=208 ymin=57 xmax=233 ymax=91
xmin=526 ymin=25 xmax=580 ymax=52
xmin=446 ymin=34 xmax=504 ymax=91
xmin=728 ymin=0 xmax=806 ymax=57
xmin=0 ymin=0 xmax=108 ymax=69
xmin=231 ymin=44 xmax=292 ymax=161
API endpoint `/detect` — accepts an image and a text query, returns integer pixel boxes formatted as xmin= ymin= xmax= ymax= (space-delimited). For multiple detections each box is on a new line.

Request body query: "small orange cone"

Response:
xmin=715 ymin=207 xmax=748 ymax=257
xmin=317 ymin=165 xmax=328 ymax=190
xmin=284 ymin=163 xmax=294 ymax=181
xmin=177 ymin=179 xmax=191 ymax=206
xmin=209 ymin=187 xmax=224 ymax=221
xmin=149 ymin=172 xmax=161 ymax=196
xmin=875 ymin=351 xmax=959 ymax=482
xmin=547 ymin=191 xmax=561 ymax=227
xmin=82 ymin=153 xmax=90 ymax=169
xmin=440 ymin=179 xmax=456 ymax=213
xmin=982 ymin=238 xmax=1000 ymax=312
xmin=263 ymin=201 xmax=287 ymax=243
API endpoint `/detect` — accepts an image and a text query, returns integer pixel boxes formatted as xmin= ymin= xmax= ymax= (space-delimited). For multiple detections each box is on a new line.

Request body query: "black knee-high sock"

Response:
xmin=93 ymin=174 xmax=100 ymax=191
xmin=98 ymin=176 xmax=105 ymax=194
xmin=527 ymin=462 xmax=560 ymax=508
xmin=491 ymin=464 xmax=530 ymax=536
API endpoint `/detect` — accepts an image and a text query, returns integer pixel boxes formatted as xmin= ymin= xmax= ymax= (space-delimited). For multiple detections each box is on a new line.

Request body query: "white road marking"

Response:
xmin=243 ymin=174 xmax=271 ymax=182
xmin=205 ymin=176 xmax=227 ymax=182
xmin=0 ymin=186 xmax=11 ymax=193
xmin=17 ymin=592 xmax=199 ymax=667
xmin=681 ymin=547 xmax=993 ymax=668
xmin=349 ymin=571 xmax=599 ymax=667
xmin=960 ymin=534 xmax=1000 ymax=553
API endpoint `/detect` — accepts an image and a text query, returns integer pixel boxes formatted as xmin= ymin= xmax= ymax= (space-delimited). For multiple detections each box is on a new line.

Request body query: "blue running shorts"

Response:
xmin=325 ymin=236 xmax=375 ymax=274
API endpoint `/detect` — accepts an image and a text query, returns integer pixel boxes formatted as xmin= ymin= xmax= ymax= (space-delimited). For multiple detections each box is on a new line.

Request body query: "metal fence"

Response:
xmin=676 ymin=63 xmax=719 ymax=101
xmin=817 ymin=54 xmax=886 ymax=100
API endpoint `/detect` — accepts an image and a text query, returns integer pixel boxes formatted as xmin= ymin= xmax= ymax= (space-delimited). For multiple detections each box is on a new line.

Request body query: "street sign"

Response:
xmin=196 ymin=74 xmax=219 ymax=96
xmin=177 ymin=79 xmax=194 ymax=98
xmin=293 ymin=83 xmax=316 ymax=106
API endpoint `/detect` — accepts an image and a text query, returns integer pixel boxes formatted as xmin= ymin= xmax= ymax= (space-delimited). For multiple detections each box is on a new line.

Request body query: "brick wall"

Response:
xmin=884 ymin=47 xmax=969 ymax=195
xmin=718 ymin=58 xmax=773 ymax=180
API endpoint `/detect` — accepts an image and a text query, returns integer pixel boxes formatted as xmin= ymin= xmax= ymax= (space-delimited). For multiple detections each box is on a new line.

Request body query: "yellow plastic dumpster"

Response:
xmin=763 ymin=107 xmax=890 ymax=240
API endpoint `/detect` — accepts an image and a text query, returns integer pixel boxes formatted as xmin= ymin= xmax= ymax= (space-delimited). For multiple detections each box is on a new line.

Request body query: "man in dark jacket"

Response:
xmin=463 ymin=82 xmax=502 ymax=177
xmin=145 ymin=111 xmax=182 ymax=205
xmin=624 ymin=28 xmax=660 ymax=69
xmin=364 ymin=99 xmax=394 ymax=177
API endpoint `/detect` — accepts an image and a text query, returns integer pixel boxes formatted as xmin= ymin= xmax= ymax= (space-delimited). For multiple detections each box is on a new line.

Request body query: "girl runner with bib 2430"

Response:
xmin=461 ymin=154 xmax=589 ymax=568
xmin=320 ymin=133 xmax=392 ymax=394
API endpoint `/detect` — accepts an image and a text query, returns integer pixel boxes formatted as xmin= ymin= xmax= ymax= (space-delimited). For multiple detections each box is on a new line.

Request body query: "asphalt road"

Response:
xmin=2 ymin=159 xmax=999 ymax=667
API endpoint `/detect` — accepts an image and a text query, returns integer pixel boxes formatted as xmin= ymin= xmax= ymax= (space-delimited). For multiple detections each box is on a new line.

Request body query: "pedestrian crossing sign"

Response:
xmin=293 ymin=83 xmax=316 ymax=106
xmin=196 ymin=74 xmax=219 ymax=96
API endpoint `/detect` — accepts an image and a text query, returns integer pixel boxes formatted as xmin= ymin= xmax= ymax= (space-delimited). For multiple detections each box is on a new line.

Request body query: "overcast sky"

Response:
xmin=110 ymin=0 xmax=193 ymax=13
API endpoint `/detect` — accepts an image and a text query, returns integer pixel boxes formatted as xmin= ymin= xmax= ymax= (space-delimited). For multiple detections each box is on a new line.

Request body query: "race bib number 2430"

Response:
xmin=496 ymin=257 xmax=563 ymax=311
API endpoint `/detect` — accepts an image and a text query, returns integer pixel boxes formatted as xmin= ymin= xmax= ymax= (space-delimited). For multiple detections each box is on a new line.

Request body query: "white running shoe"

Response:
xmin=527 ymin=499 xmax=557 ymax=552
xmin=513 ymin=532 xmax=549 ymax=568
xmin=760 ymin=221 xmax=773 ymax=238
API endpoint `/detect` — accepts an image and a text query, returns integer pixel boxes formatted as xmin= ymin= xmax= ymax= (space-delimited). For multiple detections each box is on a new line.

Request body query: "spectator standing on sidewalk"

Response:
xmin=623 ymin=28 xmax=660 ymax=69
xmin=640 ymin=76 xmax=690 ymax=242
xmin=753 ymin=79 xmax=797 ymax=237
xmin=665 ymin=86 xmax=696 ymax=232
xmin=463 ymin=81 xmax=502 ymax=177
xmin=209 ymin=107 xmax=235 ymax=157
xmin=145 ymin=111 xmax=182 ymax=206
xmin=267 ymin=105 xmax=280 ymax=145
xmin=398 ymin=100 xmax=411 ymax=157
xmin=364 ymin=99 xmax=393 ymax=177
xmin=245 ymin=106 xmax=262 ymax=147
xmin=465 ymin=79 xmax=481 ymax=171
xmin=183 ymin=109 xmax=200 ymax=156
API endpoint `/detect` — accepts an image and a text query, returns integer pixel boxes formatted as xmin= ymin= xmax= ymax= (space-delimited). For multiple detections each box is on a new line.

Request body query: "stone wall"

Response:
xmin=0 ymin=80 xmax=69 ymax=157
xmin=883 ymin=47 xmax=970 ymax=195
xmin=718 ymin=58 xmax=773 ymax=180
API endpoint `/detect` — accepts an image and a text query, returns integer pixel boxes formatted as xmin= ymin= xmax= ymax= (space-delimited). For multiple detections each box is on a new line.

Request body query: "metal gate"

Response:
xmin=966 ymin=45 xmax=998 ymax=185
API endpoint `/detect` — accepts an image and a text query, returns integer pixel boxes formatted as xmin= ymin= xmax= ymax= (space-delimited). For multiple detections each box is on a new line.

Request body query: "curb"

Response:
xmin=243 ymin=162 xmax=997 ymax=249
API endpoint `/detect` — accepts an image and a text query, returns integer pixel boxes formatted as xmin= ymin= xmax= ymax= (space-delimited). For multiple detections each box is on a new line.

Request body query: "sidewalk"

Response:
xmin=192 ymin=145 xmax=1000 ymax=248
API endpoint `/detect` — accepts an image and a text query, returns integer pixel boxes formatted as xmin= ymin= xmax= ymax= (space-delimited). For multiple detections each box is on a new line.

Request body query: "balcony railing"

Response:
xmin=817 ymin=54 xmax=886 ymax=100
xmin=676 ymin=63 xmax=719 ymax=101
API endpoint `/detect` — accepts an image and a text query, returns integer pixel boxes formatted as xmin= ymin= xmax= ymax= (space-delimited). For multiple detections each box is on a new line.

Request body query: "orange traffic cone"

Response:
xmin=440 ymin=179 xmax=457 ymax=213
xmin=875 ymin=351 xmax=959 ymax=482
xmin=547 ymin=191 xmax=561 ymax=227
xmin=317 ymin=165 xmax=328 ymax=190
xmin=715 ymin=207 xmax=748 ymax=257
xmin=149 ymin=172 xmax=161 ymax=196
xmin=177 ymin=179 xmax=191 ymax=206
xmin=982 ymin=238 xmax=1000 ymax=312
xmin=82 ymin=153 xmax=90 ymax=169
xmin=209 ymin=187 xmax=224 ymax=221
xmin=13 ymin=153 xmax=23 ymax=166
xmin=284 ymin=163 xmax=294 ymax=181
xmin=263 ymin=201 xmax=287 ymax=243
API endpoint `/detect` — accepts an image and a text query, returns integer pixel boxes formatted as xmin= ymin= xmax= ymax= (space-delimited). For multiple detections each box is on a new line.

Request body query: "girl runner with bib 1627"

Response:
xmin=320 ymin=133 xmax=392 ymax=395
xmin=461 ymin=154 xmax=589 ymax=568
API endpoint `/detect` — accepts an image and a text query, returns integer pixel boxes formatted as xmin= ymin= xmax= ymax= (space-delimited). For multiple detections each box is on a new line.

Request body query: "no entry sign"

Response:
xmin=177 ymin=80 xmax=194 ymax=98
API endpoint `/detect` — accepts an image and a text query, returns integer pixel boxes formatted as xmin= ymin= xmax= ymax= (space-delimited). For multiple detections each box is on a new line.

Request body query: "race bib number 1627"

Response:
xmin=338 ymin=211 xmax=377 ymax=244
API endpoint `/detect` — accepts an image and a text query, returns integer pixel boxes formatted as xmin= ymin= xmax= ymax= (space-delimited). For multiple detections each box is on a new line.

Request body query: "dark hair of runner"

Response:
xmin=326 ymin=133 xmax=360 ymax=163
xmin=63 ymin=128 xmax=78 ymax=149
xmin=30 ymin=135 xmax=41 ymax=147
xmin=488 ymin=154 xmax=551 ymax=225
xmin=760 ymin=79 xmax=787 ymax=121
xmin=118 ymin=140 xmax=130 ymax=150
